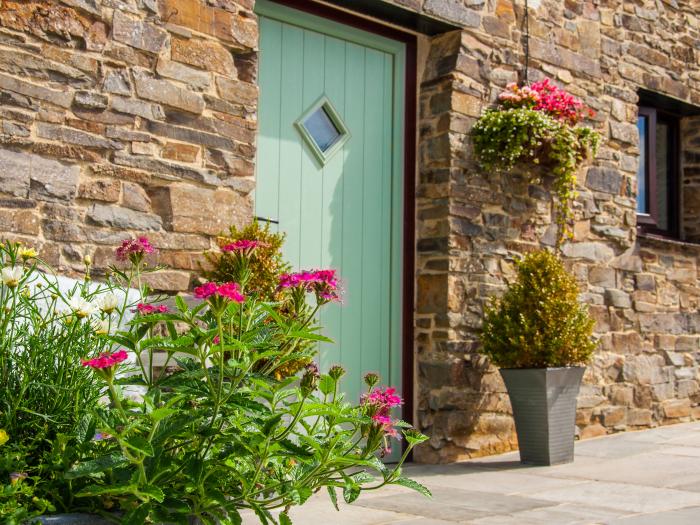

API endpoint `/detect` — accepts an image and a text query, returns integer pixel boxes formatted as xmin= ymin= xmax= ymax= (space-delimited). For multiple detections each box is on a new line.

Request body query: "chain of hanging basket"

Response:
xmin=524 ymin=0 xmax=530 ymax=84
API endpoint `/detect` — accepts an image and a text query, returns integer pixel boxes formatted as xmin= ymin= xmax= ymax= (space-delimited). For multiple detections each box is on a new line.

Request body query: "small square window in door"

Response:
xmin=295 ymin=96 xmax=350 ymax=165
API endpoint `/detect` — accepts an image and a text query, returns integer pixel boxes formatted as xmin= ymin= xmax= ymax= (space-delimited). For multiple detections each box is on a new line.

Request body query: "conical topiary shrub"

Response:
xmin=481 ymin=249 xmax=596 ymax=369
xmin=480 ymin=250 xmax=597 ymax=465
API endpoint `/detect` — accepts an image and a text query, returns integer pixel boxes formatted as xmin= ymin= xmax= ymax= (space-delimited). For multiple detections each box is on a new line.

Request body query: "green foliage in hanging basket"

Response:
xmin=472 ymin=80 xmax=601 ymax=245
xmin=480 ymin=250 xmax=597 ymax=369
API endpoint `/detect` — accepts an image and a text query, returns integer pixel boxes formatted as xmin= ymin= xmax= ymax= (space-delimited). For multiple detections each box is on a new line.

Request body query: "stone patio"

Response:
xmin=243 ymin=422 xmax=700 ymax=524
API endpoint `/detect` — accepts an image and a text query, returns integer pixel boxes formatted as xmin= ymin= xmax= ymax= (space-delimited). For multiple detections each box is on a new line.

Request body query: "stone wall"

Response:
xmin=410 ymin=0 xmax=700 ymax=463
xmin=0 ymin=0 xmax=256 ymax=290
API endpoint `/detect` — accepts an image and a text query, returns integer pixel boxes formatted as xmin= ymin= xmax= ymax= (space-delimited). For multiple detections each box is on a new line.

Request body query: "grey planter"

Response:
xmin=500 ymin=366 xmax=585 ymax=466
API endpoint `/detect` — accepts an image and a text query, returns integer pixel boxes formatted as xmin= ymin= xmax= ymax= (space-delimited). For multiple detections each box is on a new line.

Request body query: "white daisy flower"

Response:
xmin=68 ymin=295 xmax=97 ymax=319
xmin=1 ymin=266 xmax=23 ymax=288
xmin=97 ymin=293 xmax=119 ymax=314
xmin=92 ymin=318 xmax=109 ymax=335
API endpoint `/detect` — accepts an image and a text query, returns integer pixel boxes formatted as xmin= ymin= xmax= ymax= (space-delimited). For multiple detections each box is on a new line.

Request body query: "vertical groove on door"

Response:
xmin=361 ymin=48 xmax=385 ymax=381
xmin=340 ymin=42 xmax=366 ymax=401
xmin=300 ymin=29 xmax=325 ymax=270
xmin=278 ymin=24 xmax=304 ymax=268
xmin=319 ymin=35 xmax=346 ymax=372
xmin=380 ymin=53 xmax=392 ymax=385
xmin=256 ymin=18 xmax=282 ymax=229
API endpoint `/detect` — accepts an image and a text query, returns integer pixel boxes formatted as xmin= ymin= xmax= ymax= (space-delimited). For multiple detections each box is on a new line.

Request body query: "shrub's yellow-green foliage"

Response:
xmin=203 ymin=221 xmax=314 ymax=378
xmin=480 ymin=250 xmax=596 ymax=368
xmin=203 ymin=220 xmax=289 ymax=300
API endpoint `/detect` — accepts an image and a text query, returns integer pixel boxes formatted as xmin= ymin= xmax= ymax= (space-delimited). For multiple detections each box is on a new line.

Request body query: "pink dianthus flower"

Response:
xmin=278 ymin=269 xmax=341 ymax=303
xmin=136 ymin=303 xmax=169 ymax=315
xmin=216 ymin=282 xmax=245 ymax=303
xmin=194 ymin=282 xmax=219 ymax=299
xmin=194 ymin=282 xmax=246 ymax=303
xmin=221 ymin=239 xmax=267 ymax=253
xmin=81 ymin=349 xmax=128 ymax=369
xmin=115 ymin=237 xmax=155 ymax=262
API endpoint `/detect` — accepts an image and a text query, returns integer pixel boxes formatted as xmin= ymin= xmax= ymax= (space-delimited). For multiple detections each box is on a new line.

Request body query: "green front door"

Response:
xmin=255 ymin=0 xmax=405 ymax=409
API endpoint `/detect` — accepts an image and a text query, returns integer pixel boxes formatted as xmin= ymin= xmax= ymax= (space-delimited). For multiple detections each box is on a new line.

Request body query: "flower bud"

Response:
xmin=328 ymin=365 xmax=346 ymax=381
xmin=18 ymin=247 xmax=37 ymax=260
xmin=83 ymin=254 xmax=92 ymax=266
xmin=300 ymin=363 xmax=320 ymax=395
xmin=363 ymin=372 xmax=380 ymax=389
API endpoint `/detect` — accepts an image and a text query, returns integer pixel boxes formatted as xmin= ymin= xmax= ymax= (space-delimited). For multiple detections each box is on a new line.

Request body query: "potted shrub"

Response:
xmin=471 ymin=79 xmax=600 ymax=247
xmin=480 ymin=250 xmax=596 ymax=465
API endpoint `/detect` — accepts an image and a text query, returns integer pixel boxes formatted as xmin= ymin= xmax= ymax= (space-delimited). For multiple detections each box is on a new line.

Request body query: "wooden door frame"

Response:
xmin=257 ymin=0 xmax=418 ymax=430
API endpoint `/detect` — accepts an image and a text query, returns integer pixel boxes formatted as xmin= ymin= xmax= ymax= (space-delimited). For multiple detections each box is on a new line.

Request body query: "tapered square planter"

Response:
xmin=500 ymin=366 xmax=585 ymax=466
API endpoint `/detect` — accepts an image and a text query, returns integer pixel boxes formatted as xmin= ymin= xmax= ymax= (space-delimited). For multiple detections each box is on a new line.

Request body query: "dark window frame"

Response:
xmin=636 ymin=106 xmax=681 ymax=239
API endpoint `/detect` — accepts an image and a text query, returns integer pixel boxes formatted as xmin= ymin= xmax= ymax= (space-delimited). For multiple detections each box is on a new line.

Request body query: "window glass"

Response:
xmin=636 ymin=115 xmax=647 ymax=214
xmin=656 ymin=121 xmax=670 ymax=231
xmin=303 ymin=106 xmax=341 ymax=152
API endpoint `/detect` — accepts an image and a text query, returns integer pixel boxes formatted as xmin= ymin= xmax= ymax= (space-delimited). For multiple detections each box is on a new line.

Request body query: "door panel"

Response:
xmin=256 ymin=0 xmax=404 ymax=412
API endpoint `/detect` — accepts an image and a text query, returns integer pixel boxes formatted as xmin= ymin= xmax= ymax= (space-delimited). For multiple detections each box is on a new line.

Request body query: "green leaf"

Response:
xmin=125 ymin=435 xmax=154 ymax=457
xmin=343 ymin=483 xmax=360 ymax=504
xmin=403 ymin=430 xmax=430 ymax=446
xmin=138 ymin=484 xmax=165 ymax=503
xmin=75 ymin=483 xmax=137 ymax=498
xmin=287 ymin=331 xmax=333 ymax=343
xmin=65 ymin=452 xmax=128 ymax=479
xmin=149 ymin=407 xmax=176 ymax=422
xmin=122 ymin=503 xmax=151 ymax=524
xmin=175 ymin=295 xmax=188 ymax=313
xmin=73 ymin=413 xmax=96 ymax=444
xmin=250 ymin=504 xmax=272 ymax=525
xmin=393 ymin=477 xmax=432 ymax=498
xmin=351 ymin=472 xmax=375 ymax=485
xmin=263 ymin=413 xmax=283 ymax=436
xmin=327 ymin=486 xmax=340 ymax=511
xmin=318 ymin=375 xmax=335 ymax=396
xmin=152 ymin=414 xmax=193 ymax=444
xmin=295 ymin=487 xmax=313 ymax=505
xmin=228 ymin=509 xmax=243 ymax=525
xmin=279 ymin=512 xmax=293 ymax=525
xmin=280 ymin=439 xmax=314 ymax=459
xmin=129 ymin=313 xmax=181 ymax=324
xmin=107 ymin=333 xmax=136 ymax=351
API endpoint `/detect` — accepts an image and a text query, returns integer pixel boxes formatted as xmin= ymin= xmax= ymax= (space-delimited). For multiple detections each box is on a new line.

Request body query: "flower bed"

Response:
xmin=0 ymin=233 xmax=428 ymax=524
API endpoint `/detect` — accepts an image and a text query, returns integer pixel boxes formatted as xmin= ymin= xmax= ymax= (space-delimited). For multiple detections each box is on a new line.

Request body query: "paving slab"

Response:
xmin=358 ymin=485 xmax=555 ymax=515
xmin=240 ymin=499 xmax=417 ymax=525
xmin=532 ymin=480 xmax=700 ymax=513
xmin=239 ymin=422 xmax=700 ymax=524
xmin=406 ymin=467 xmax=588 ymax=496
xmin=468 ymin=502 xmax=625 ymax=525
xmin=605 ymin=506 xmax=700 ymax=524
xmin=568 ymin=435 xmax=661 ymax=459
xmin=541 ymin=450 xmax=700 ymax=489
xmin=659 ymin=445 xmax=700 ymax=458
